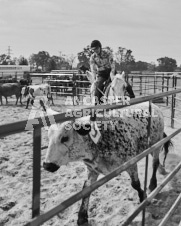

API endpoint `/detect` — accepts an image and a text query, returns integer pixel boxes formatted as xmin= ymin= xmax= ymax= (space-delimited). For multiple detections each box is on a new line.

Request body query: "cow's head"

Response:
xmin=43 ymin=119 xmax=91 ymax=173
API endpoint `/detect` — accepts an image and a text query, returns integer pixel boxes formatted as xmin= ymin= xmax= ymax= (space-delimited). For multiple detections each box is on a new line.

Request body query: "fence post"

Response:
xmin=56 ymin=79 xmax=58 ymax=99
xmin=140 ymin=76 xmax=142 ymax=96
xmin=162 ymin=74 xmax=164 ymax=93
xmin=72 ymin=73 xmax=77 ymax=106
xmin=155 ymin=75 xmax=158 ymax=92
xmin=171 ymin=76 xmax=176 ymax=128
xmin=171 ymin=95 xmax=175 ymax=128
xmin=131 ymin=75 xmax=133 ymax=87
xmin=32 ymin=127 xmax=41 ymax=218
xmin=172 ymin=75 xmax=175 ymax=89
xmin=154 ymin=76 xmax=156 ymax=94
xmin=142 ymin=100 xmax=152 ymax=226
xmin=166 ymin=77 xmax=169 ymax=106
xmin=175 ymin=75 xmax=177 ymax=88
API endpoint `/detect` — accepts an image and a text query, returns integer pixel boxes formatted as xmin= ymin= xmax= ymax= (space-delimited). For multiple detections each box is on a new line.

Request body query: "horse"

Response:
xmin=85 ymin=70 xmax=135 ymax=105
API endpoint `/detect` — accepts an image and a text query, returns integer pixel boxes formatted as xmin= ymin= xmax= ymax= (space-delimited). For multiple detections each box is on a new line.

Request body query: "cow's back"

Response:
xmin=81 ymin=102 xmax=164 ymax=172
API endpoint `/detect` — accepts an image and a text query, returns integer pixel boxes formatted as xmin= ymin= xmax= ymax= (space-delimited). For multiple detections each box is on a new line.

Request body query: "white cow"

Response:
xmin=42 ymin=101 xmax=171 ymax=225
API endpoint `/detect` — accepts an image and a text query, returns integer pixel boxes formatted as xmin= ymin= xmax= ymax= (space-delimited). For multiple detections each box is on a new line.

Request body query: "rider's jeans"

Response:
xmin=90 ymin=69 xmax=111 ymax=121
xmin=94 ymin=75 xmax=108 ymax=105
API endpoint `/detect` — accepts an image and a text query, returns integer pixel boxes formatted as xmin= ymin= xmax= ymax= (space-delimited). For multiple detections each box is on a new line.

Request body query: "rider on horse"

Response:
xmin=80 ymin=40 xmax=135 ymax=120
xmin=89 ymin=40 xmax=135 ymax=103
xmin=90 ymin=40 xmax=115 ymax=105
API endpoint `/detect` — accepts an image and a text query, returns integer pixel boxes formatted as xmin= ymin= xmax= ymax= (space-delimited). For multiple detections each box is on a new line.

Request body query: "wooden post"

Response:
xmin=32 ymin=127 xmax=41 ymax=218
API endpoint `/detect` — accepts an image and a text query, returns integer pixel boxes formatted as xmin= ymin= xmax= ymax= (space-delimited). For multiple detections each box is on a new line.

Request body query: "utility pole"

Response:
xmin=7 ymin=46 xmax=13 ymax=58
xmin=6 ymin=46 xmax=13 ymax=65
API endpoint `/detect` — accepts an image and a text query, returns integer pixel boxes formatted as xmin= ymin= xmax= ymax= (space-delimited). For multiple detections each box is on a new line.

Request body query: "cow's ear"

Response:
xmin=74 ymin=122 xmax=91 ymax=136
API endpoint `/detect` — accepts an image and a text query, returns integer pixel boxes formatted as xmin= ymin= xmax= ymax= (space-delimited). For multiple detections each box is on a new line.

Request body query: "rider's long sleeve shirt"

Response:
xmin=90 ymin=48 xmax=115 ymax=79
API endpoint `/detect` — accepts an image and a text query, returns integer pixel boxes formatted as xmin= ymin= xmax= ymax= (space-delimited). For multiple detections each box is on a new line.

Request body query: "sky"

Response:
xmin=0 ymin=0 xmax=181 ymax=66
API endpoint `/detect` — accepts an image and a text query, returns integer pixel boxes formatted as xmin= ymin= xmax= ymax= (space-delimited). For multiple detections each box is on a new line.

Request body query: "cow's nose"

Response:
xmin=43 ymin=162 xmax=60 ymax=172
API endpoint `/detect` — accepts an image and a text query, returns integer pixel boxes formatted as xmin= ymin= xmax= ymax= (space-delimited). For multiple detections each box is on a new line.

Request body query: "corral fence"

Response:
xmin=128 ymin=71 xmax=181 ymax=99
xmin=30 ymin=70 xmax=91 ymax=105
xmin=127 ymin=72 xmax=181 ymax=129
xmin=0 ymin=89 xmax=181 ymax=225
xmin=40 ymin=70 xmax=181 ymax=129
xmin=30 ymin=70 xmax=181 ymax=107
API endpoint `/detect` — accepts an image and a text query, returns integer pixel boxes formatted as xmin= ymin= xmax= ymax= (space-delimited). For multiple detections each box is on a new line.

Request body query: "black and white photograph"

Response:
xmin=0 ymin=0 xmax=181 ymax=225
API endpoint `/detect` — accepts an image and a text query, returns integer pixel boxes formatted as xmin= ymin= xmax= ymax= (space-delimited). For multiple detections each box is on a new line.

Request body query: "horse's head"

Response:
xmin=110 ymin=72 xmax=128 ymax=99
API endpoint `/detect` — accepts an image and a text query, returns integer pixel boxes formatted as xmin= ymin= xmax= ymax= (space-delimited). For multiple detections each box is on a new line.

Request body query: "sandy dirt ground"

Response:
xmin=0 ymin=96 xmax=181 ymax=226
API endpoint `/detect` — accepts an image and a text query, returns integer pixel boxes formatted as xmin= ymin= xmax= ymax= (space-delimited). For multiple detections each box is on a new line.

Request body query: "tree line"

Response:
xmin=0 ymin=45 xmax=179 ymax=73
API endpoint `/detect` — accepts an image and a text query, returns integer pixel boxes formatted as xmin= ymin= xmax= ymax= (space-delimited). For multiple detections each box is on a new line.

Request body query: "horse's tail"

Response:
xmin=162 ymin=132 xmax=173 ymax=167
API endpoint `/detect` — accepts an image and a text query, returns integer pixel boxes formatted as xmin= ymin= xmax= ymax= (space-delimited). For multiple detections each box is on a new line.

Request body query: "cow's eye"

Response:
xmin=61 ymin=136 xmax=69 ymax=143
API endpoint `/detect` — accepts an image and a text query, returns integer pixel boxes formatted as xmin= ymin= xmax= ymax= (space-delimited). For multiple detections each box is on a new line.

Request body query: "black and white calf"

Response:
xmin=22 ymin=84 xmax=54 ymax=109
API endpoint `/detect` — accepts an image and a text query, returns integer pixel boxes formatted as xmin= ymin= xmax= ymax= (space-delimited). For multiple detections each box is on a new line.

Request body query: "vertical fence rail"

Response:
xmin=32 ymin=127 xmax=41 ymax=218
xmin=162 ymin=75 xmax=164 ymax=93
xmin=142 ymin=100 xmax=152 ymax=225
xmin=166 ymin=77 xmax=169 ymax=106
xmin=140 ymin=76 xmax=142 ymax=95
xmin=171 ymin=76 xmax=176 ymax=128
xmin=171 ymin=96 xmax=174 ymax=128
xmin=131 ymin=76 xmax=134 ymax=87
xmin=72 ymin=72 xmax=76 ymax=105
xmin=154 ymin=76 xmax=156 ymax=94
